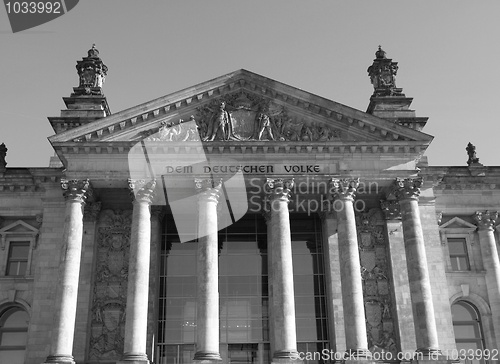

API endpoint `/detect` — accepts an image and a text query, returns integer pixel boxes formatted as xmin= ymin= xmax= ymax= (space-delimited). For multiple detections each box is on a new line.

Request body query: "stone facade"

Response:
xmin=0 ymin=47 xmax=499 ymax=364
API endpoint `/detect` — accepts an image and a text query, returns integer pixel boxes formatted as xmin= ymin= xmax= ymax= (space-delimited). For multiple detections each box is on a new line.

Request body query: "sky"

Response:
xmin=1 ymin=1 xmax=499 ymax=168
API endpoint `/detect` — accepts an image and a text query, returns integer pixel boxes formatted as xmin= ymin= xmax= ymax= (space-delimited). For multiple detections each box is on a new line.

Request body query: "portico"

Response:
xmin=31 ymin=46 xmax=463 ymax=364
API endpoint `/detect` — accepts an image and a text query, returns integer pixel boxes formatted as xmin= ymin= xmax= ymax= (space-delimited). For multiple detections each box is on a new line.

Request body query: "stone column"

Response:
xmin=265 ymin=178 xmax=298 ymax=363
xmin=193 ymin=179 xmax=222 ymax=362
xmin=474 ymin=210 xmax=500 ymax=346
xmin=262 ymin=209 xmax=275 ymax=356
xmin=118 ymin=179 xmax=156 ymax=364
xmin=393 ymin=178 xmax=440 ymax=356
xmin=44 ymin=179 xmax=91 ymax=364
xmin=319 ymin=208 xmax=346 ymax=353
xmin=330 ymin=178 xmax=370 ymax=359
xmin=380 ymin=199 xmax=417 ymax=353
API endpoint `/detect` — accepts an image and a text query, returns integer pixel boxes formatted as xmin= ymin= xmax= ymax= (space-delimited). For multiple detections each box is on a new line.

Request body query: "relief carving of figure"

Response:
xmin=257 ymin=113 xmax=275 ymax=140
xmin=369 ymin=331 xmax=397 ymax=354
xmin=159 ymin=121 xmax=181 ymax=141
xmin=206 ymin=101 xmax=232 ymax=141
xmin=300 ymin=125 xmax=314 ymax=141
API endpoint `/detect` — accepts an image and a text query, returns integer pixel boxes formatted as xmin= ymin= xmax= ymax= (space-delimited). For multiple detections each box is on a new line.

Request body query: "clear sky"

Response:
xmin=1 ymin=1 xmax=498 ymax=167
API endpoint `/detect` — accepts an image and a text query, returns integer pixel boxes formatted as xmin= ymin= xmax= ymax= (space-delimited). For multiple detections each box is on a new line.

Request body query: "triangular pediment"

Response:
xmin=0 ymin=220 xmax=39 ymax=235
xmin=439 ymin=217 xmax=477 ymax=231
xmin=49 ymin=69 xmax=433 ymax=147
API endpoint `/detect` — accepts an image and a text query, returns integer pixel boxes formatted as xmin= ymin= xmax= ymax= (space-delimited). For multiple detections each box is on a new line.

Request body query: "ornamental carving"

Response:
xmin=265 ymin=178 xmax=294 ymax=202
xmin=75 ymin=45 xmax=108 ymax=96
xmin=141 ymin=92 xmax=342 ymax=143
xmin=380 ymin=200 xmax=401 ymax=220
xmin=88 ymin=209 xmax=132 ymax=361
xmin=473 ymin=210 xmax=498 ymax=231
xmin=61 ymin=179 xmax=91 ymax=203
xmin=393 ymin=177 xmax=423 ymax=201
xmin=466 ymin=142 xmax=482 ymax=166
xmin=128 ymin=179 xmax=156 ymax=203
xmin=329 ymin=178 xmax=359 ymax=201
xmin=356 ymin=208 xmax=399 ymax=356
xmin=194 ymin=178 xmax=222 ymax=203
xmin=367 ymin=46 xmax=404 ymax=97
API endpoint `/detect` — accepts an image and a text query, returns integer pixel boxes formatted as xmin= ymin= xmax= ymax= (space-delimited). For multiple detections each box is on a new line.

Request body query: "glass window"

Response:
xmin=291 ymin=215 xmax=328 ymax=347
xmin=448 ymin=238 xmax=470 ymax=271
xmin=0 ymin=308 xmax=29 ymax=364
xmin=6 ymin=242 xmax=30 ymax=276
xmin=451 ymin=302 xmax=485 ymax=364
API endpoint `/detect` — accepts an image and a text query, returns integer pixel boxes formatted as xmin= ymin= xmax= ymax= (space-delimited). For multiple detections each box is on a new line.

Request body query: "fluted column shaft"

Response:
xmin=330 ymin=178 xmax=369 ymax=358
xmin=474 ymin=211 xmax=500 ymax=346
xmin=394 ymin=178 xmax=440 ymax=355
xmin=119 ymin=180 xmax=156 ymax=363
xmin=266 ymin=178 xmax=298 ymax=362
xmin=45 ymin=179 xmax=90 ymax=364
xmin=194 ymin=179 xmax=222 ymax=362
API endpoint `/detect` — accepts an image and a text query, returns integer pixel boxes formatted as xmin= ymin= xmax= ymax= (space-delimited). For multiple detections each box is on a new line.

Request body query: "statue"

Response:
xmin=206 ymin=101 xmax=232 ymax=141
xmin=257 ymin=113 xmax=275 ymax=140
xmin=466 ymin=142 xmax=481 ymax=165
xmin=0 ymin=143 xmax=7 ymax=171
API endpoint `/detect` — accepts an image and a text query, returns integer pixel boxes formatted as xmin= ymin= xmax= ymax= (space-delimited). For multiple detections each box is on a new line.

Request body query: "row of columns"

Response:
xmin=43 ymin=176 xmax=500 ymax=364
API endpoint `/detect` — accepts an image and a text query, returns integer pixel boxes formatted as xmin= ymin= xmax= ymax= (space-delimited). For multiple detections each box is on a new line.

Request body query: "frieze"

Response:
xmin=88 ymin=209 xmax=132 ymax=361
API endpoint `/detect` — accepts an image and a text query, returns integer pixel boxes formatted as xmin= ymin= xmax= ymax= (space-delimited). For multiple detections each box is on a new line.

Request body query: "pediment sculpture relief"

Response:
xmin=144 ymin=92 xmax=341 ymax=142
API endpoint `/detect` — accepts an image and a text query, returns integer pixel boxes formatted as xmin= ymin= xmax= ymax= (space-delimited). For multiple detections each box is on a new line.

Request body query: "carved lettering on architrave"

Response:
xmin=356 ymin=208 xmax=398 ymax=357
xmin=88 ymin=209 xmax=132 ymax=361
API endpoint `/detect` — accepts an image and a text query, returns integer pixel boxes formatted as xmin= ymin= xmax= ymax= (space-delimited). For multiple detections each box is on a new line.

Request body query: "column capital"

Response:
xmin=265 ymin=178 xmax=294 ymax=202
xmin=329 ymin=178 xmax=359 ymax=201
xmin=195 ymin=178 xmax=222 ymax=204
xmin=380 ymin=199 xmax=401 ymax=220
xmin=61 ymin=179 xmax=91 ymax=203
xmin=128 ymin=179 xmax=156 ymax=204
xmin=473 ymin=210 xmax=499 ymax=231
xmin=393 ymin=177 xmax=423 ymax=201
xmin=83 ymin=201 xmax=102 ymax=222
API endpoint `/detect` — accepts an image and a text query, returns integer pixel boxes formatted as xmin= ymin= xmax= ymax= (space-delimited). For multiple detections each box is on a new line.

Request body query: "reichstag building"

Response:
xmin=0 ymin=46 xmax=499 ymax=364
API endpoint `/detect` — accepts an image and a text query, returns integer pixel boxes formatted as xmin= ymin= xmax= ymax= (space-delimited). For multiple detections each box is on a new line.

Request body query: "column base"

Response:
xmin=271 ymin=350 xmax=300 ymax=364
xmin=116 ymin=352 xmax=150 ymax=364
xmin=193 ymin=351 xmax=222 ymax=362
xmin=42 ymin=355 xmax=75 ymax=364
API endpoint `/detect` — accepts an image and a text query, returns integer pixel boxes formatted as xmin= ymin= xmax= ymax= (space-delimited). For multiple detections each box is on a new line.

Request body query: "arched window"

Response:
xmin=0 ymin=307 xmax=29 ymax=364
xmin=451 ymin=301 xmax=485 ymax=364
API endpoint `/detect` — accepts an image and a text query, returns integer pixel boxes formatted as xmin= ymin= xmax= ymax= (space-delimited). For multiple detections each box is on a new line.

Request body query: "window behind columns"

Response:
xmin=157 ymin=214 xmax=270 ymax=364
xmin=447 ymin=238 xmax=471 ymax=271
xmin=0 ymin=307 xmax=29 ymax=364
xmin=451 ymin=301 xmax=486 ymax=364
xmin=291 ymin=214 xmax=329 ymax=363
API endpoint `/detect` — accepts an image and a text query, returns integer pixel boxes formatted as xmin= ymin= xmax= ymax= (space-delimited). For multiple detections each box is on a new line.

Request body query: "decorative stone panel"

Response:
xmin=356 ymin=208 xmax=398 ymax=356
xmin=88 ymin=209 xmax=132 ymax=361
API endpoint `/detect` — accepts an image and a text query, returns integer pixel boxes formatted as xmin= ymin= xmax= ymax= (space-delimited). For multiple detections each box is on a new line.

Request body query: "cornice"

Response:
xmin=0 ymin=169 xmax=63 ymax=192
xmin=50 ymin=140 xmax=429 ymax=157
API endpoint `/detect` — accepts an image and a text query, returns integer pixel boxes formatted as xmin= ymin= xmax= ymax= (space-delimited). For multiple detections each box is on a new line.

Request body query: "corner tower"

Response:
xmin=48 ymin=45 xmax=110 ymax=135
xmin=366 ymin=46 xmax=428 ymax=132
